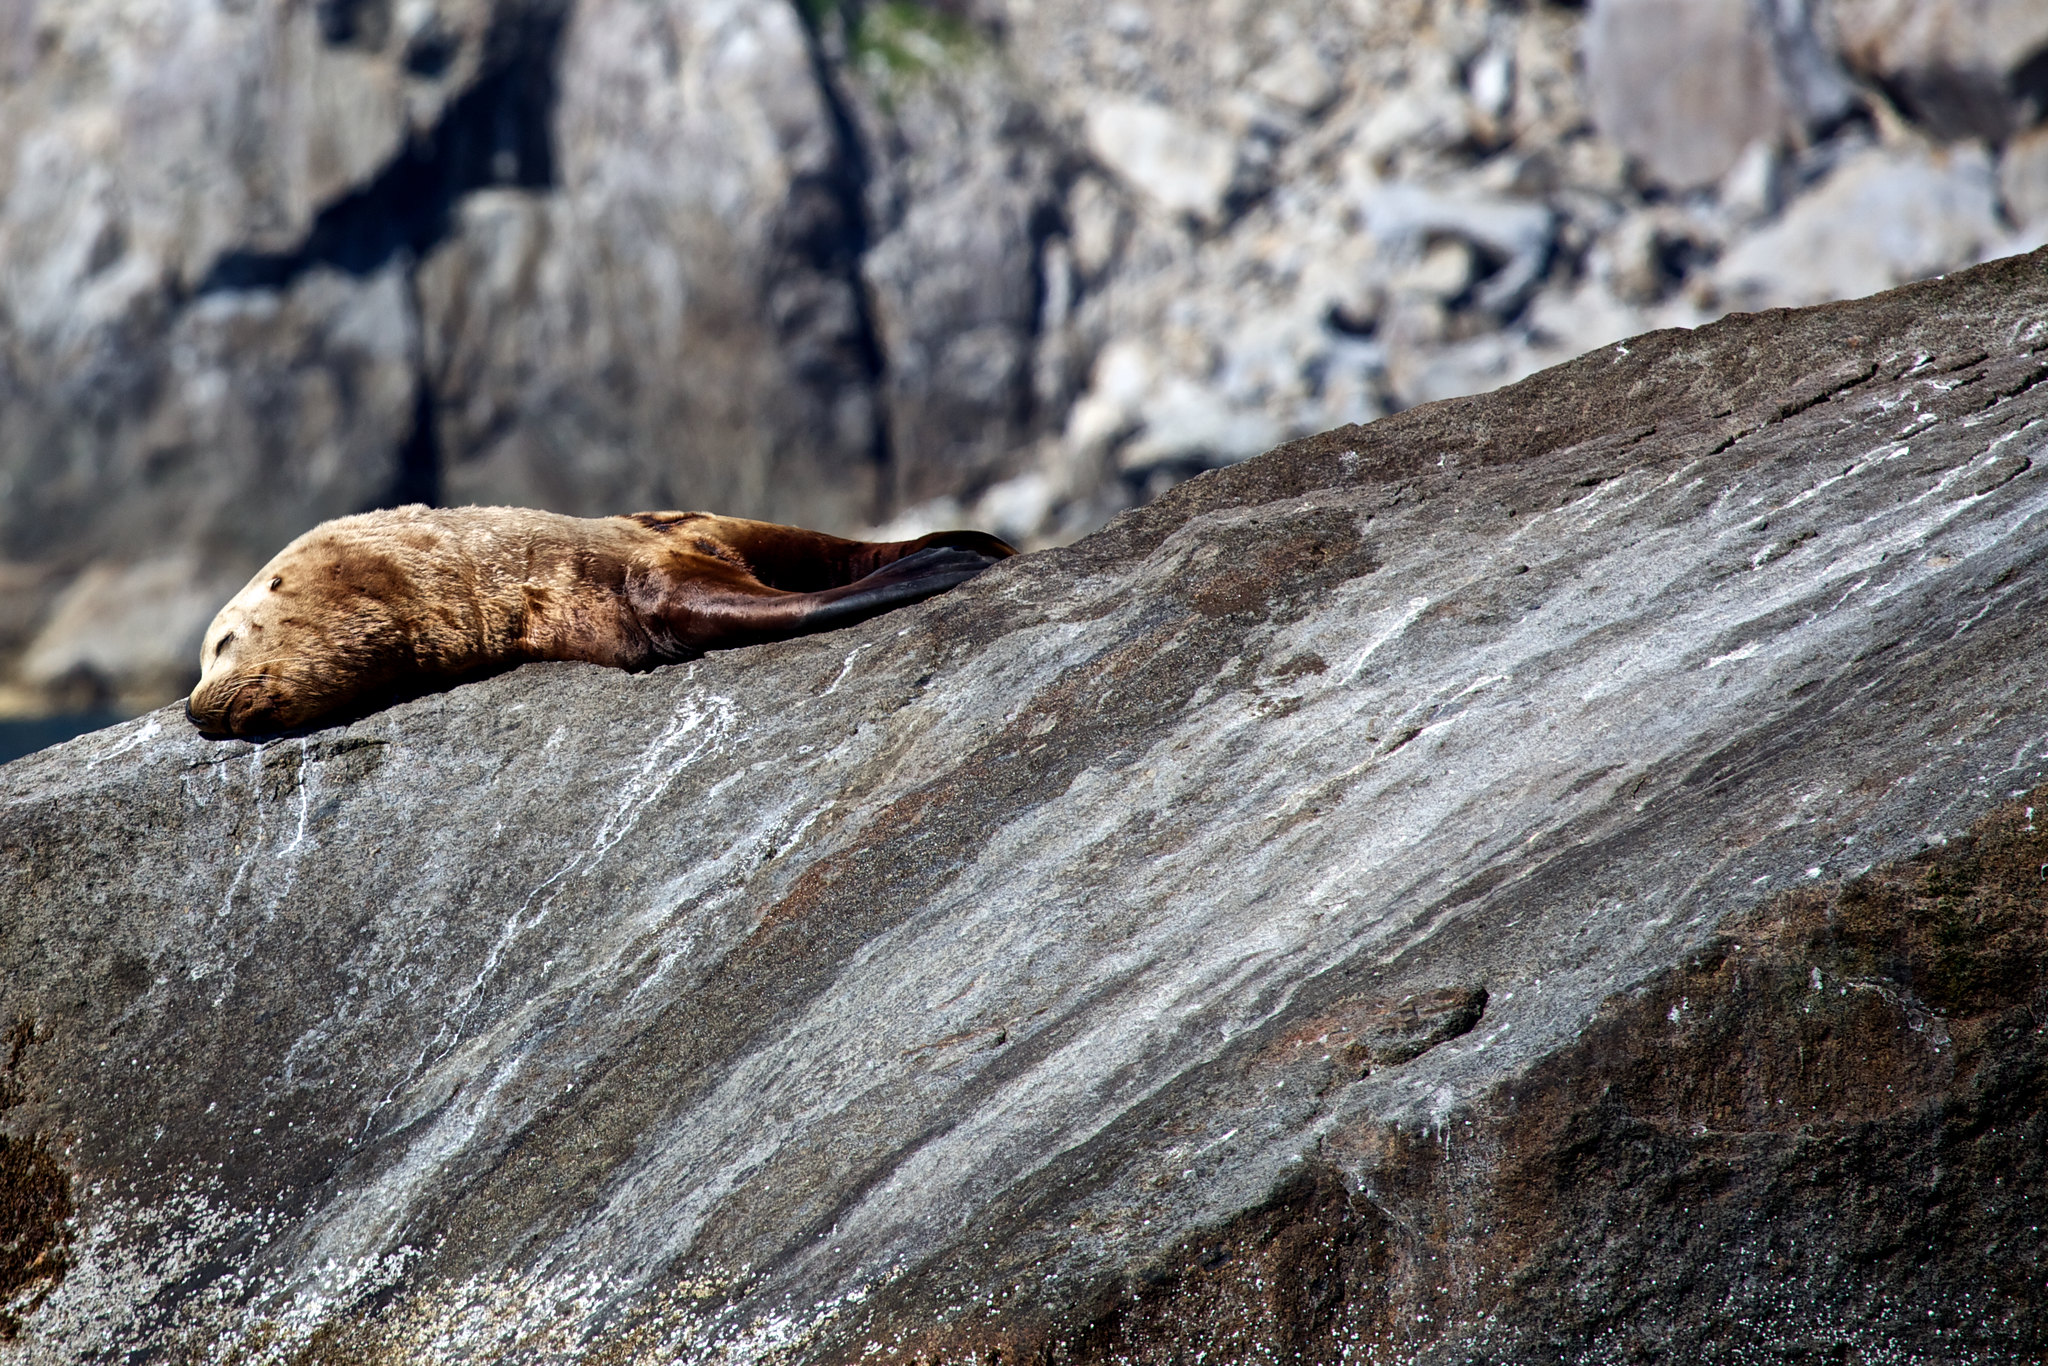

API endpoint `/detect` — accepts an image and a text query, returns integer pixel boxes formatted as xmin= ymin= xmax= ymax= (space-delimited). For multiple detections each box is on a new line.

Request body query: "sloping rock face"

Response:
xmin=4 ymin=252 xmax=2048 ymax=1364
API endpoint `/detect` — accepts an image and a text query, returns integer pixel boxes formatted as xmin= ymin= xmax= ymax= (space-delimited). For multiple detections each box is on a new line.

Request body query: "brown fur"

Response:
xmin=185 ymin=505 xmax=1014 ymax=738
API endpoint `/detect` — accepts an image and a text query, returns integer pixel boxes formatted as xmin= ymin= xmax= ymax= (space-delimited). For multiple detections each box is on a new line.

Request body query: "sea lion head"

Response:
xmin=186 ymin=524 xmax=420 ymax=739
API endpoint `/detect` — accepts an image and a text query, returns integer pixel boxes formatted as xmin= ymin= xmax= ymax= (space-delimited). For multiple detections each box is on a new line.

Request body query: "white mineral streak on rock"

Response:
xmin=85 ymin=712 xmax=160 ymax=767
xmin=317 ymin=691 xmax=745 ymax=1225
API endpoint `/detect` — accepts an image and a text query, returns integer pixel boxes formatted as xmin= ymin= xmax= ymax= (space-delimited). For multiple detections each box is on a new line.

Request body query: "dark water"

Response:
xmin=0 ymin=711 xmax=135 ymax=767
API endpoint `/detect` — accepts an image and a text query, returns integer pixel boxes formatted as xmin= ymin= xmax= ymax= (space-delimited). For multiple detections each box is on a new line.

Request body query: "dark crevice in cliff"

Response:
xmin=374 ymin=263 xmax=446 ymax=510
xmin=193 ymin=3 xmax=568 ymax=514
xmin=195 ymin=2 xmax=569 ymax=295
xmin=785 ymin=0 xmax=897 ymax=521
xmin=1023 ymin=191 xmax=1072 ymax=422
xmin=383 ymin=372 xmax=443 ymax=510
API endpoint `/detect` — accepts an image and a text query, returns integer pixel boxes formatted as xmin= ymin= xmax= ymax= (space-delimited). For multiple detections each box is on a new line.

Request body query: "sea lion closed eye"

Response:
xmin=185 ymin=505 xmax=1014 ymax=738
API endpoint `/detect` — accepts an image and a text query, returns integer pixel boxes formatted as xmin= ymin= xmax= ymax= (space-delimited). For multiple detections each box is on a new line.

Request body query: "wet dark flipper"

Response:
xmin=639 ymin=542 xmax=1010 ymax=654
xmin=640 ymin=515 xmax=1016 ymax=592
xmin=797 ymin=545 xmax=1006 ymax=632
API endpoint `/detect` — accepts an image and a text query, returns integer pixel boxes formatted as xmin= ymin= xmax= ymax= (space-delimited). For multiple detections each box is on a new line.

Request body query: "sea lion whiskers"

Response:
xmin=188 ymin=660 xmax=295 ymax=734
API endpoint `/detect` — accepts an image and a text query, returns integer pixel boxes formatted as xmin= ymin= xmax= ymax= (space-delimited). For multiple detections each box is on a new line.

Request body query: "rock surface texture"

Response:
xmin=4 ymin=251 xmax=2048 ymax=1362
xmin=7 ymin=0 xmax=2048 ymax=716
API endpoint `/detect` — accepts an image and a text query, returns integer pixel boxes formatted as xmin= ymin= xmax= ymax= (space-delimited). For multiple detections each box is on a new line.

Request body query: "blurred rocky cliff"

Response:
xmin=3 ymin=0 xmax=2046 ymax=716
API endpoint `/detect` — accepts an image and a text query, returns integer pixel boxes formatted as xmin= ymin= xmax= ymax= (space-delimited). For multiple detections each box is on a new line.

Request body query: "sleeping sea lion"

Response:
xmin=185 ymin=505 xmax=1014 ymax=739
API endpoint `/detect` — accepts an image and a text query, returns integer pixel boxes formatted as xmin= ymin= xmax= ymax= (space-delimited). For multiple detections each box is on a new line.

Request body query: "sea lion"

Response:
xmin=185 ymin=505 xmax=1014 ymax=739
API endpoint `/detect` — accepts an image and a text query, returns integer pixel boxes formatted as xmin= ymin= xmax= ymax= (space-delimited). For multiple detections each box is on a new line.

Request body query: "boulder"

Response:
xmin=14 ymin=555 xmax=246 ymax=715
xmin=1828 ymin=0 xmax=2048 ymax=141
xmin=2000 ymin=123 xmax=2048 ymax=229
xmin=1083 ymin=99 xmax=1240 ymax=224
xmin=417 ymin=0 xmax=887 ymax=530
xmin=837 ymin=22 xmax=1064 ymax=510
xmin=1714 ymin=141 xmax=2003 ymax=309
xmin=1585 ymin=0 xmax=1854 ymax=189
xmin=1357 ymin=181 xmax=1556 ymax=318
xmin=5 ymin=251 xmax=2048 ymax=1363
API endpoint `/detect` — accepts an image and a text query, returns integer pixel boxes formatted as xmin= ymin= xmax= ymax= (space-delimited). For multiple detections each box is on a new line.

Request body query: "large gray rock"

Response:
xmin=1829 ymin=0 xmax=2048 ymax=140
xmin=835 ymin=17 xmax=1064 ymax=511
xmin=1585 ymin=0 xmax=1854 ymax=189
xmin=4 ymin=251 xmax=2047 ymax=1363
xmin=1713 ymin=139 xmax=2004 ymax=309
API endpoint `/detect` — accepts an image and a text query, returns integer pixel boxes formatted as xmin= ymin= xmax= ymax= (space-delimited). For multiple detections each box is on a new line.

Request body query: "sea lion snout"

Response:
xmin=188 ymin=528 xmax=427 ymax=738
xmin=187 ymin=585 xmax=288 ymax=737
xmin=184 ymin=675 xmax=247 ymax=738
xmin=187 ymin=668 xmax=293 ymax=738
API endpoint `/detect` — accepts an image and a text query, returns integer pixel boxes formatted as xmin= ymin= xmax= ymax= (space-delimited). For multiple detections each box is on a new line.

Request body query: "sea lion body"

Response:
xmin=186 ymin=505 xmax=1013 ymax=738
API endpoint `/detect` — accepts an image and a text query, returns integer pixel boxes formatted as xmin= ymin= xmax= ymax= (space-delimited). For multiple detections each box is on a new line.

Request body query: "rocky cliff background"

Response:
xmin=2 ymin=0 xmax=2046 ymax=719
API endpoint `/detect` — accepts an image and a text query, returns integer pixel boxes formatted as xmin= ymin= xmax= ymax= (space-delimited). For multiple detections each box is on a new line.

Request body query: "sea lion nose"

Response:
xmin=185 ymin=682 xmax=234 ymax=737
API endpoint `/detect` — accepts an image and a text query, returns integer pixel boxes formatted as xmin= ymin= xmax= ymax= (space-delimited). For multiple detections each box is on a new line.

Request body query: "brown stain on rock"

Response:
xmin=0 ymin=1019 xmax=71 ymax=1340
xmin=846 ymin=788 xmax=2048 ymax=1364
xmin=1261 ymin=987 xmax=1489 ymax=1079
xmin=0 ymin=1136 xmax=71 ymax=1339
xmin=1174 ymin=508 xmax=1378 ymax=621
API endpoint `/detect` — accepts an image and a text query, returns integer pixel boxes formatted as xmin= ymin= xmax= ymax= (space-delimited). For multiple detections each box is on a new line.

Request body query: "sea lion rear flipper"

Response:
xmin=634 ymin=544 xmax=1008 ymax=654
xmin=634 ymin=514 xmax=1014 ymax=591
xmin=795 ymin=544 xmax=1007 ymax=632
